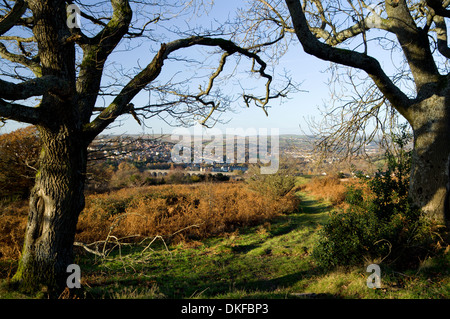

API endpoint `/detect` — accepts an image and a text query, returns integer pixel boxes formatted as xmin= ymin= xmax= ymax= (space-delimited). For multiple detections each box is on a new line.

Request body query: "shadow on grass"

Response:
xmin=83 ymin=191 xmax=336 ymax=299
xmin=231 ymin=244 xmax=260 ymax=254
xmin=268 ymin=193 xmax=331 ymax=238
xmin=91 ymin=266 xmax=333 ymax=299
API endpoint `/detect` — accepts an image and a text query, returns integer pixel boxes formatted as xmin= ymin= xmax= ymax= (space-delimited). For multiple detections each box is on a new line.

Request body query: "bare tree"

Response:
xmin=0 ymin=0 xmax=293 ymax=295
xmin=239 ymin=0 xmax=450 ymax=227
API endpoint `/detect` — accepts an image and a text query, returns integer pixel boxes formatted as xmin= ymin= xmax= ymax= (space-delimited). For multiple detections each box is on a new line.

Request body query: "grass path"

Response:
xmin=81 ymin=190 xmax=335 ymax=299
xmin=81 ymin=188 xmax=449 ymax=299
xmin=1 ymin=185 xmax=448 ymax=299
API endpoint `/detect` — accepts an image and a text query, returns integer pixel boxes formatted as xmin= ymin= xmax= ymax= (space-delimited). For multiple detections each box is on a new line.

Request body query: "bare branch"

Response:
xmin=309 ymin=66 xmax=398 ymax=159
xmin=0 ymin=99 xmax=40 ymax=124
xmin=309 ymin=3 xmax=392 ymax=46
xmin=285 ymin=0 xmax=412 ymax=119
xmin=0 ymin=41 xmax=41 ymax=76
xmin=76 ymin=0 xmax=133 ymax=124
xmin=0 ymin=35 xmax=34 ymax=42
xmin=433 ymin=15 xmax=450 ymax=59
xmin=85 ymin=0 xmax=133 ymax=47
xmin=426 ymin=0 xmax=450 ymax=18
xmin=385 ymin=0 xmax=441 ymax=89
xmin=0 ymin=0 xmax=26 ymax=35
xmin=83 ymin=36 xmax=276 ymax=140
xmin=0 ymin=76 xmax=70 ymax=100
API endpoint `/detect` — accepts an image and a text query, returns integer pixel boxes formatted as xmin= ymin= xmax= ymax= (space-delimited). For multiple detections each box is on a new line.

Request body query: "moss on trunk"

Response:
xmin=12 ymin=125 xmax=87 ymax=296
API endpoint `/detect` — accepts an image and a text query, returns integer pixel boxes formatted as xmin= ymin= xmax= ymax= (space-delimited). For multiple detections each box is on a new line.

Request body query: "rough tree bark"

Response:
xmin=8 ymin=0 xmax=85 ymax=294
xmin=408 ymin=94 xmax=450 ymax=224
xmin=13 ymin=126 xmax=88 ymax=294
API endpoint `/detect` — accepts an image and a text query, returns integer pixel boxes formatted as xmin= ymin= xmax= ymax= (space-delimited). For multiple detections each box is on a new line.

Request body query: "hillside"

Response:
xmin=1 ymin=177 xmax=448 ymax=300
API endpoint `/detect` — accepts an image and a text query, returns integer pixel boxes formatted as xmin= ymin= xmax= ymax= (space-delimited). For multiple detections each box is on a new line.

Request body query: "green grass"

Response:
xmin=1 ymin=179 xmax=449 ymax=299
xmin=77 ymin=190 xmax=330 ymax=299
xmin=76 ymin=188 xmax=448 ymax=299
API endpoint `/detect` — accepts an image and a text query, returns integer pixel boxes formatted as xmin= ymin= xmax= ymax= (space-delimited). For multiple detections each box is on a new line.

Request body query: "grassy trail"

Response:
xmin=81 ymin=190 xmax=335 ymax=299
xmin=81 ymin=188 xmax=449 ymax=299
xmin=1 ymin=186 xmax=448 ymax=299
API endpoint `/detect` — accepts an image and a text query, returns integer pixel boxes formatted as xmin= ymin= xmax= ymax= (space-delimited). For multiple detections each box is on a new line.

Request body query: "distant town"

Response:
xmin=88 ymin=133 xmax=384 ymax=177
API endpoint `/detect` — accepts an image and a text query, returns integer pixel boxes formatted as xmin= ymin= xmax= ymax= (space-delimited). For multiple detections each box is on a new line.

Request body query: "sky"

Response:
xmin=0 ymin=0 xmax=399 ymax=137
xmin=109 ymin=46 xmax=333 ymax=136
xmin=96 ymin=0 xmax=336 ymax=137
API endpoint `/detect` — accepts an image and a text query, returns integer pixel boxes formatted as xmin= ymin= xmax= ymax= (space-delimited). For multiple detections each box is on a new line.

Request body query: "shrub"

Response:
xmin=313 ymin=127 xmax=444 ymax=270
xmin=304 ymin=176 xmax=349 ymax=206
xmin=0 ymin=199 xmax=28 ymax=260
xmin=343 ymin=185 xmax=364 ymax=207
xmin=245 ymin=165 xmax=296 ymax=199
xmin=88 ymin=195 xmax=133 ymax=218
xmin=312 ymin=188 xmax=436 ymax=270
xmin=0 ymin=214 xmax=27 ymax=260
xmin=108 ymin=162 xmax=141 ymax=189
xmin=0 ymin=126 xmax=40 ymax=200
xmin=76 ymin=183 xmax=299 ymax=245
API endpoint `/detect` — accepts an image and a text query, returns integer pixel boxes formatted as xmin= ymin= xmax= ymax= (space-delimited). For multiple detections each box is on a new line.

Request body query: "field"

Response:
xmin=0 ymin=177 xmax=449 ymax=299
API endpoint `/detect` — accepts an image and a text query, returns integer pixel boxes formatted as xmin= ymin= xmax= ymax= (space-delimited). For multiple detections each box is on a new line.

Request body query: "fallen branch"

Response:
xmin=140 ymin=235 xmax=170 ymax=255
xmin=73 ymin=241 xmax=104 ymax=257
xmin=73 ymin=212 xmax=204 ymax=260
xmin=169 ymin=222 xmax=204 ymax=238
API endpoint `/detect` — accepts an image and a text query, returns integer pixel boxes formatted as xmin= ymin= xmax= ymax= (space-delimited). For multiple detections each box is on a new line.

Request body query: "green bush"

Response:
xmin=245 ymin=165 xmax=296 ymax=199
xmin=313 ymin=127 xmax=442 ymax=270
xmin=312 ymin=207 xmax=381 ymax=268
xmin=313 ymin=191 xmax=433 ymax=270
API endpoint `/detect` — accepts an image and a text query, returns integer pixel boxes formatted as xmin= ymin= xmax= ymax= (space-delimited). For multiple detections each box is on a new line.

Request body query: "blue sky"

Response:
xmin=111 ymin=46 xmax=332 ymax=136
xmin=95 ymin=0 xmax=335 ymax=136
xmin=0 ymin=0 xmax=397 ymax=136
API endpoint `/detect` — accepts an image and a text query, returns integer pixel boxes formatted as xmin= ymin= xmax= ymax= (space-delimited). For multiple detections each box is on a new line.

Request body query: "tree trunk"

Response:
xmin=12 ymin=125 xmax=87 ymax=296
xmin=409 ymin=94 xmax=450 ymax=227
